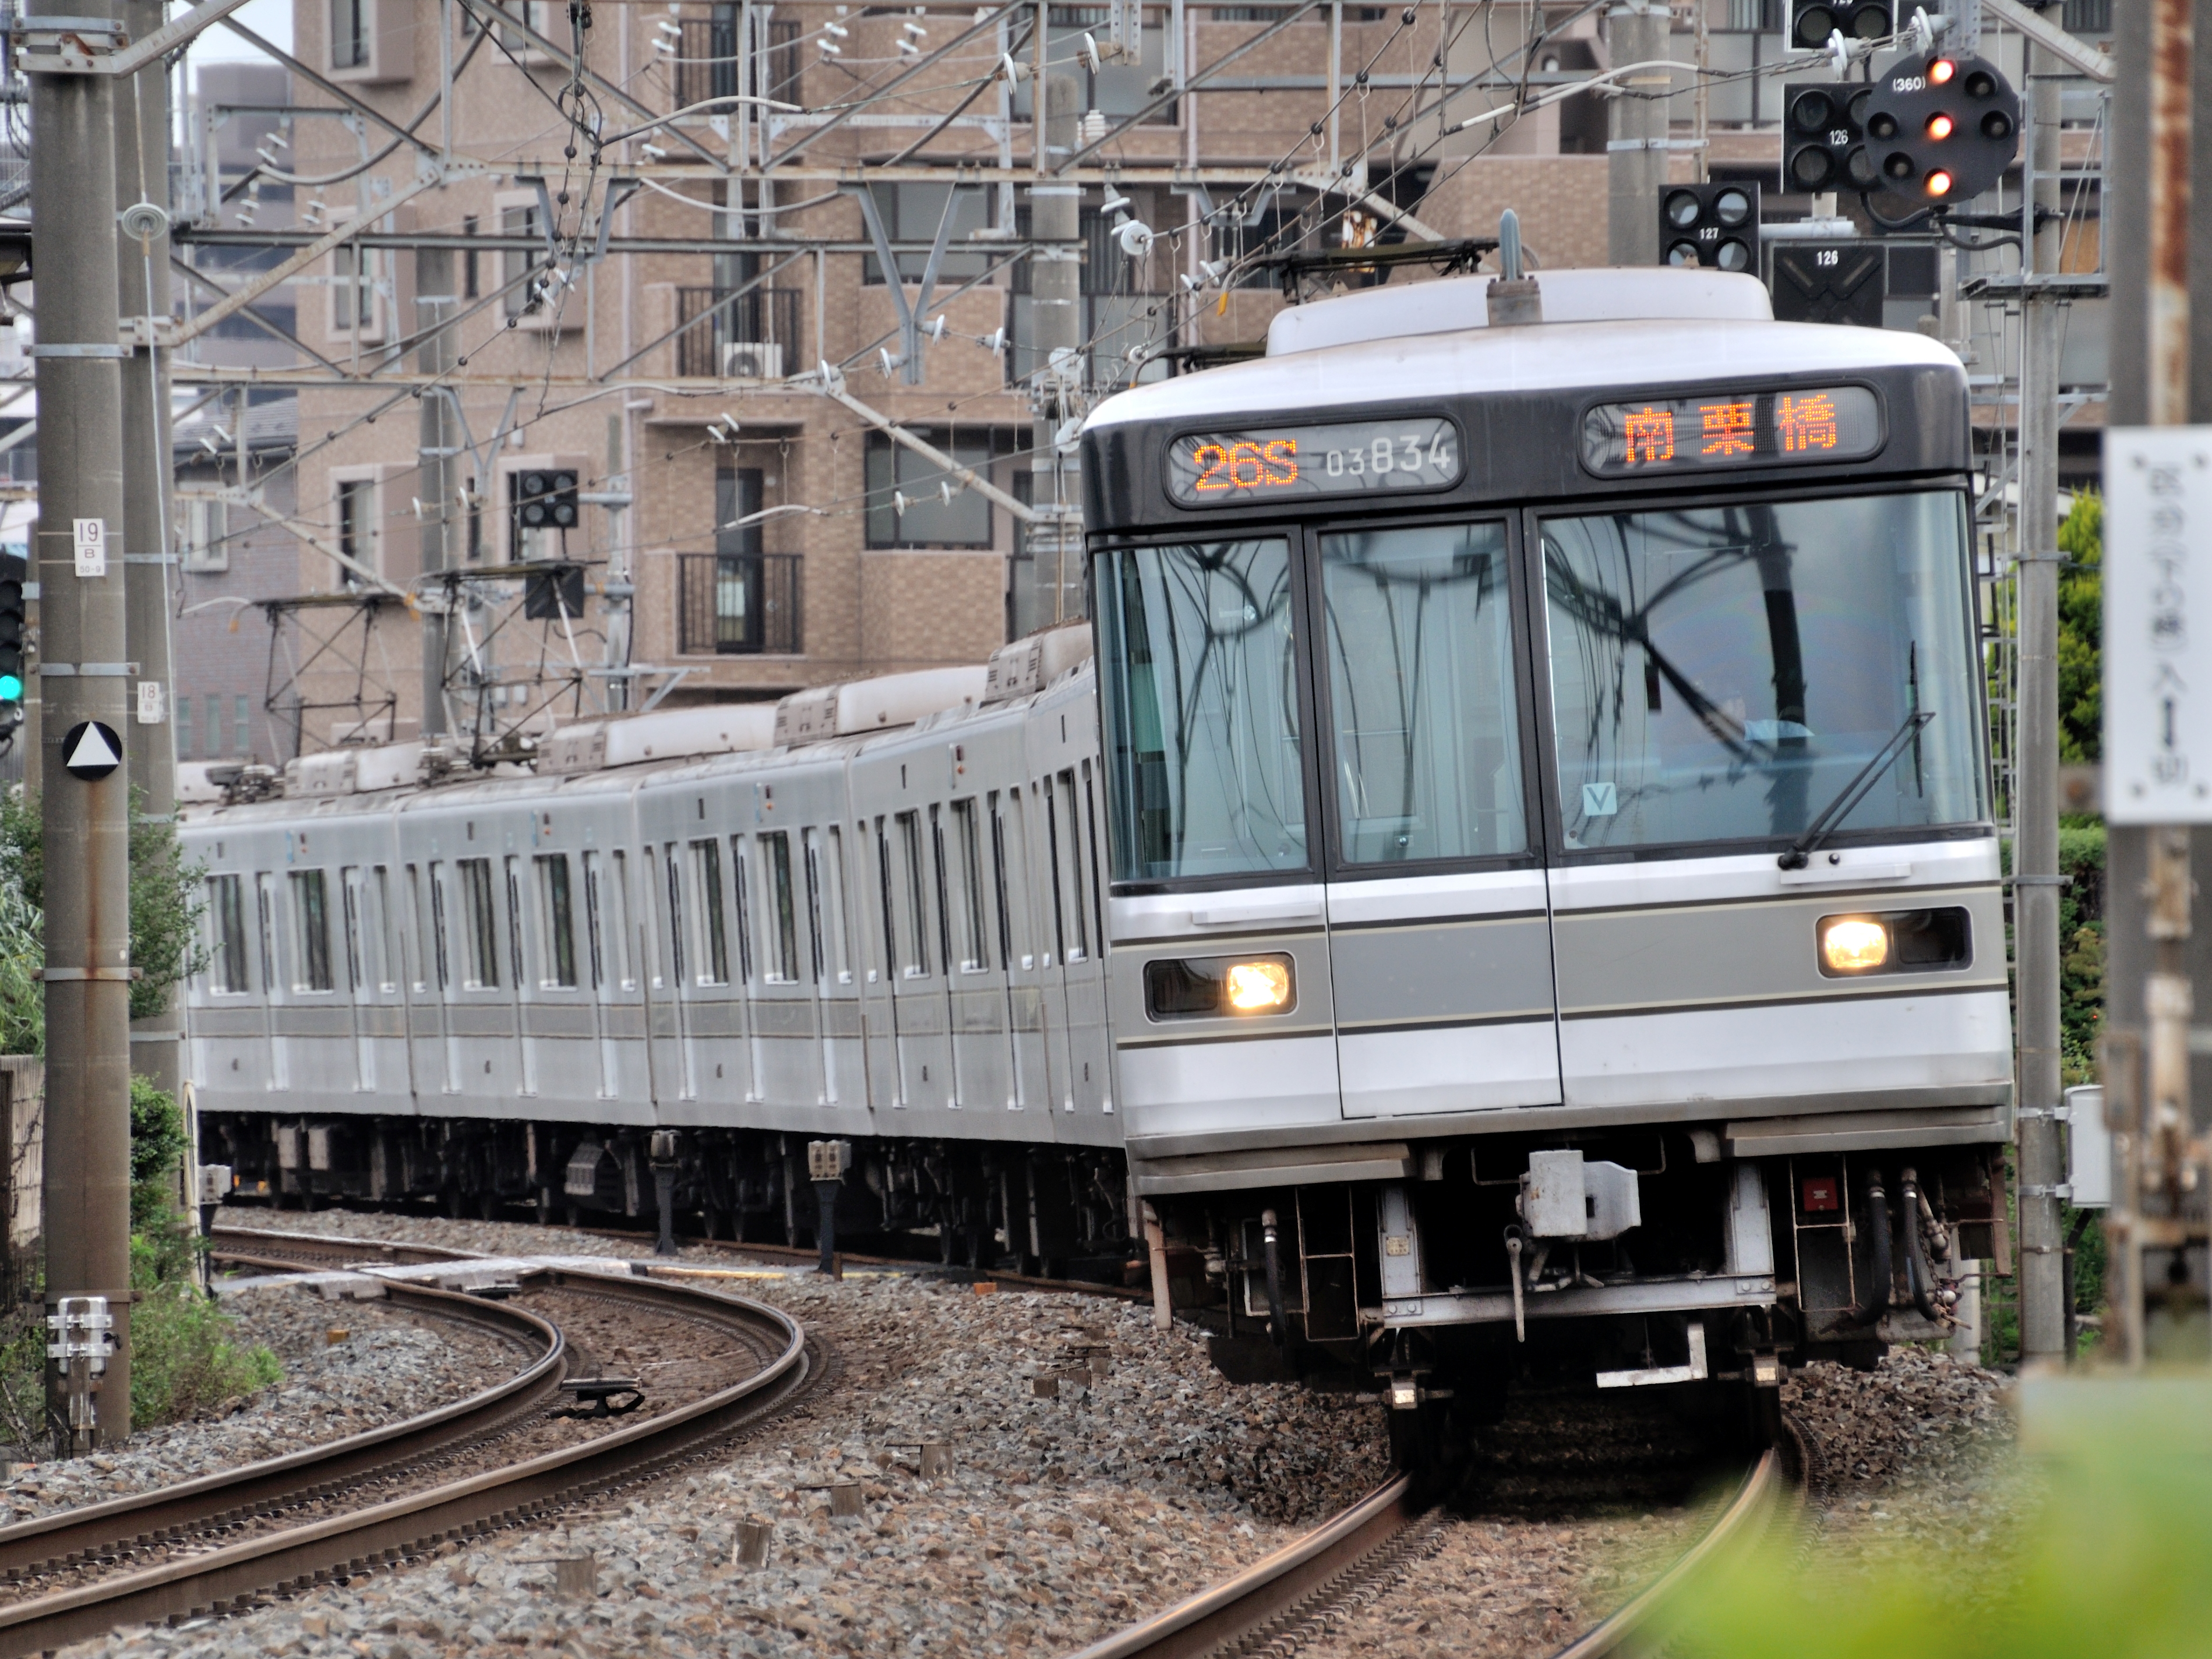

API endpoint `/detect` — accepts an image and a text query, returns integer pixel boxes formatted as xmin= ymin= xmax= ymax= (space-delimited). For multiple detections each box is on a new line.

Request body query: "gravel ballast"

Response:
xmin=3 ymin=1286 xmax=525 ymax=1524
xmin=47 ymin=1210 xmax=2026 ymax=1658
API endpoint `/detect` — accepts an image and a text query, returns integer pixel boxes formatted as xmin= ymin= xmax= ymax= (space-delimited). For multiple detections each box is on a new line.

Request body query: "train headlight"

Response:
xmin=1819 ymin=917 xmax=1890 ymax=974
xmin=1225 ymin=959 xmax=1293 ymax=1013
xmin=1144 ymin=954 xmax=1296 ymax=1020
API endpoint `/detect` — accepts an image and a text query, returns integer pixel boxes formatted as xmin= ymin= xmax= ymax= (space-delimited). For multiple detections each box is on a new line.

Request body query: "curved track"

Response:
xmin=0 ymin=1239 xmax=815 ymax=1658
xmin=1068 ymin=1438 xmax=1794 ymax=1659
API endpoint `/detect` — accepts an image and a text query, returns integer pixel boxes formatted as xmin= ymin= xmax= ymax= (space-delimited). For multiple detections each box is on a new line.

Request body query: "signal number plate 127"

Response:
xmin=1167 ymin=418 xmax=1462 ymax=506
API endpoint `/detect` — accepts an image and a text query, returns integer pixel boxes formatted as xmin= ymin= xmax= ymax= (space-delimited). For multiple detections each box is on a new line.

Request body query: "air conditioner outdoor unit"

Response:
xmin=722 ymin=341 xmax=785 ymax=381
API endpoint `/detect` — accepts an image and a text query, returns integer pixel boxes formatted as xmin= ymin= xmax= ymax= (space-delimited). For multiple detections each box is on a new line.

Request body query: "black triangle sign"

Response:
xmin=61 ymin=720 xmax=122 ymax=782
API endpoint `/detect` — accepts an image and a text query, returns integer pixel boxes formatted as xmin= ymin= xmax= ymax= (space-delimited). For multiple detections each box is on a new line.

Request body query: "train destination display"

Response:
xmin=1580 ymin=385 xmax=1882 ymax=476
xmin=1166 ymin=417 xmax=1462 ymax=504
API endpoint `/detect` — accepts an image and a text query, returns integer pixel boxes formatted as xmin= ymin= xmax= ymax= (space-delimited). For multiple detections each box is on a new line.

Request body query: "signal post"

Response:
xmin=23 ymin=0 xmax=137 ymax=1447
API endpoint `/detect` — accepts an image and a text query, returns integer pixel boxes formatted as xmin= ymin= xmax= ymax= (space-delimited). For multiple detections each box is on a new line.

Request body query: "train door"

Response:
xmin=652 ymin=842 xmax=696 ymax=1099
xmin=503 ymin=855 xmax=537 ymax=1098
xmin=995 ymin=785 xmax=1052 ymax=1112
xmin=1311 ymin=514 xmax=1564 ymax=1117
xmin=1064 ymin=758 xmax=1113 ymax=1114
xmin=407 ymin=860 xmax=459 ymax=1095
xmin=750 ymin=823 xmax=827 ymax=1106
xmin=889 ymin=802 xmax=956 ymax=1110
xmin=941 ymin=791 xmax=1014 ymax=1112
xmin=581 ymin=848 xmax=625 ymax=1101
xmin=340 ymin=866 xmax=376 ymax=1092
xmin=255 ymin=869 xmax=286 ymax=1090
xmin=807 ymin=824 xmax=863 ymax=1104
xmin=857 ymin=811 xmax=901 ymax=1107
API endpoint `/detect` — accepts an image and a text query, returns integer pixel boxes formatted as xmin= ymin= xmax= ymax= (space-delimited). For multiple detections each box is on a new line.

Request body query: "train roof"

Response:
xmin=1088 ymin=277 xmax=1963 ymax=433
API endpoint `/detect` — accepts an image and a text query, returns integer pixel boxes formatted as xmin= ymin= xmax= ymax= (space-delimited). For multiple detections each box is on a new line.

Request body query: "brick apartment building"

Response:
xmin=174 ymin=0 xmax=2112 ymax=756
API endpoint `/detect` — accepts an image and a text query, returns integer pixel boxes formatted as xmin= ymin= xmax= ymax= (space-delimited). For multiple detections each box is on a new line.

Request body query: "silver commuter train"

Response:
xmin=184 ymin=263 xmax=2010 ymax=1424
xmin=185 ymin=638 xmax=1138 ymax=1269
xmin=1079 ymin=264 xmax=2009 ymax=1428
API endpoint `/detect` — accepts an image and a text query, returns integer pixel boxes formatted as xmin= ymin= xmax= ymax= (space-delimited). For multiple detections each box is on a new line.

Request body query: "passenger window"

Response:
xmin=1321 ymin=521 xmax=1526 ymax=863
xmin=689 ymin=839 xmax=729 ymax=985
xmin=426 ymin=863 xmax=451 ymax=991
xmin=457 ymin=857 xmax=499 ymax=989
xmin=208 ymin=873 xmax=249 ymax=993
xmin=1081 ymin=763 xmax=1107 ymax=958
xmin=929 ymin=806 xmax=955 ymax=978
xmin=1058 ymin=770 xmax=1089 ymax=962
xmin=608 ymin=850 xmax=636 ymax=990
xmin=763 ymin=831 xmax=800 ymax=982
xmin=372 ymin=866 xmax=398 ymax=992
xmin=872 ymin=818 xmax=897 ymax=985
xmin=339 ymin=867 xmax=363 ymax=991
xmin=290 ymin=869 xmax=334 ymax=992
xmin=660 ymin=845 xmax=683 ymax=989
xmin=728 ymin=836 xmax=756 ymax=983
xmin=256 ymin=873 xmax=278 ymax=994
xmin=950 ymin=799 xmax=990 ymax=971
xmin=504 ymin=857 xmax=527 ymax=991
xmin=802 ymin=830 xmax=827 ymax=983
xmin=537 ymin=853 xmax=578 ymax=988
xmin=895 ymin=811 xmax=930 ymax=977
xmin=1043 ymin=782 xmax=1066 ymax=966
xmin=821 ymin=827 xmax=852 ymax=983
xmin=581 ymin=850 xmax=606 ymax=989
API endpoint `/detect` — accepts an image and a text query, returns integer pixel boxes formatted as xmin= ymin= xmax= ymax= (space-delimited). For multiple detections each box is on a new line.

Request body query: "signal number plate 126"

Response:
xmin=1166 ymin=417 xmax=1462 ymax=506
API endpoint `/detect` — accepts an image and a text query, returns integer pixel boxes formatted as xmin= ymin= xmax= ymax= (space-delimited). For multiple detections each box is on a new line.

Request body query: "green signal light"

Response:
xmin=0 ymin=676 xmax=23 ymax=701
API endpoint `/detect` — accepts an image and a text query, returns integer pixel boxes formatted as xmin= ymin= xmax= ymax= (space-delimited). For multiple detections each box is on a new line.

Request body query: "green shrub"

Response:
xmin=126 ymin=1279 xmax=281 ymax=1429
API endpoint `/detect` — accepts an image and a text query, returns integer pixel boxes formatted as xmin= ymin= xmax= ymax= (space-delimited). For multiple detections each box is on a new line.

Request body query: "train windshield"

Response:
xmin=1542 ymin=489 xmax=1984 ymax=853
xmin=1096 ymin=538 xmax=1308 ymax=881
xmin=1320 ymin=521 xmax=1527 ymax=863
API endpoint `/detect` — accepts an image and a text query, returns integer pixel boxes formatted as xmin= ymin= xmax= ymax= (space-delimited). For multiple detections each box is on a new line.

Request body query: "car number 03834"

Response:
xmin=1167 ymin=416 xmax=1462 ymax=504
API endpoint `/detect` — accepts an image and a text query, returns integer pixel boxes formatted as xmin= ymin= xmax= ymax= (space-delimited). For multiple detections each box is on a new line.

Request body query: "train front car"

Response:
xmin=1083 ymin=267 xmax=2010 ymax=1443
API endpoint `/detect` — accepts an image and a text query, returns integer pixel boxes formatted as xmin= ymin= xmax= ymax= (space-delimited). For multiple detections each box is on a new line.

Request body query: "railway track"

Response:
xmin=1068 ymin=1436 xmax=1796 ymax=1659
xmin=0 ymin=1235 xmax=816 ymax=1657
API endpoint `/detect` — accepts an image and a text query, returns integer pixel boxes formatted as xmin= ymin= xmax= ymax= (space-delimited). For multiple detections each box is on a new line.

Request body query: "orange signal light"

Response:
xmin=1929 ymin=57 xmax=1956 ymax=84
xmin=1925 ymin=168 xmax=1955 ymax=197
xmin=1926 ymin=112 xmax=1954 ymax=140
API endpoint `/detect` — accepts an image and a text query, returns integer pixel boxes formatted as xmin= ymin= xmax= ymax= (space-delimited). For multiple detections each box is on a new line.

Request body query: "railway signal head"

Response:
xmin=513 ymin=468 xmax=580 ymax=535
xmin=1860 ymin=51 xmax=2018 ymax=204
xmin=1784 ymin=83 xmax=1879 ymax=195
xmin=1790 ymin=0 xmax=1890 ymax=51
xmin=1657 ymin=182 xmax=1759 ymax=274
xmin=0 ymin=549 xmax=25 ymax=726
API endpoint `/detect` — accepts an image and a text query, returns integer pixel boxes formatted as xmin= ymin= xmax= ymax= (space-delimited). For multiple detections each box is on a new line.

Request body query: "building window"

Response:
xmin=336 ymin=477 xmax=375 ymax=582
xmin=331 ymin=245 xmax=382 ymax=334
xmin=232 ymin=694 xmax=251 ymax=759
xmin=177 ymin=696 xmax=194 ymax=760
xmin=181 ymin=496 xmax=228 ymax=573
xmin=864 ymin=431 xmax=996 ymax=548
xmin=462 ymin=215 xmax=480 ymax=298
xmin=331 ymin=0 xmax=368 ymax=68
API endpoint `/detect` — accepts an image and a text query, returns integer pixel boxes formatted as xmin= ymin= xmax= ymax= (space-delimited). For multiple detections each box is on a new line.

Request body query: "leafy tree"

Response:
xmin=0 ymin=786 xmax=207 ymax=1052
xmin=2056 ymin=489 xmax=2102 ymax=763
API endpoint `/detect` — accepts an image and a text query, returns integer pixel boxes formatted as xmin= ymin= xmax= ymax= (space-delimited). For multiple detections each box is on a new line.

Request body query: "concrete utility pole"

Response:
xmin=27 ymin=0 xmax=136 ymax=1447
xmin=417 ymin=248 xmax=458 ymax=739
xmin=117 ymin=0 xmax=178 ymax=1102
xmin=1022 ymin=71 xmax=1082 ymax=636
xmin=2101 ymin=0 xmax=2209 ymax=1366
xmin=2012 ymin=39 xmax=2067 ymax=1365
xmin=1605 ymin=1 xmax=1670 ymax=266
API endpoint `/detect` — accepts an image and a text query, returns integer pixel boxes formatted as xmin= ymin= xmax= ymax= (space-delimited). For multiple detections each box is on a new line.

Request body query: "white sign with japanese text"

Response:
xmin=2105 ymin=428 xmax=2212 ymax=823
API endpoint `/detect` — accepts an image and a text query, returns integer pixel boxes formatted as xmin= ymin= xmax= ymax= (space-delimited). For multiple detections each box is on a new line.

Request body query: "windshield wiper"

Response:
xmin=1776 ymin=710 xmax=1935 ymax=871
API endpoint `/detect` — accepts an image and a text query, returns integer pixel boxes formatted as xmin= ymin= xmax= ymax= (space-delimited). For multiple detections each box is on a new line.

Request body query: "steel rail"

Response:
xmin=1065 ymin=1474 xmax=1419 ymax=1659
xmin=1067 ymin=1442 xmax=1787 ymax=1659
xmin=0 ymin=1268 xmax=810 ymax=1658
xmin=0 ymin=1277 xmax=565 ymax=1582
xmin=1548 ymin=1445 xmax=1788 ymax=1659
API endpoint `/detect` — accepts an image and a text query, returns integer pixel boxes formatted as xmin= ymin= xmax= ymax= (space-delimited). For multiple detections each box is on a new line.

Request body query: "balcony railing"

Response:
xmin=677 ymin=553 xmax=803 ymax=655
xmin=675 ymin=286 xmax=803 ymax=380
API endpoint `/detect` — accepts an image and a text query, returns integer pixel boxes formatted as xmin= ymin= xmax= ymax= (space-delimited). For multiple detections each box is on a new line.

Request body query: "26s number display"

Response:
xmin=1166 ymin=416 xmax=1462 ymax=506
